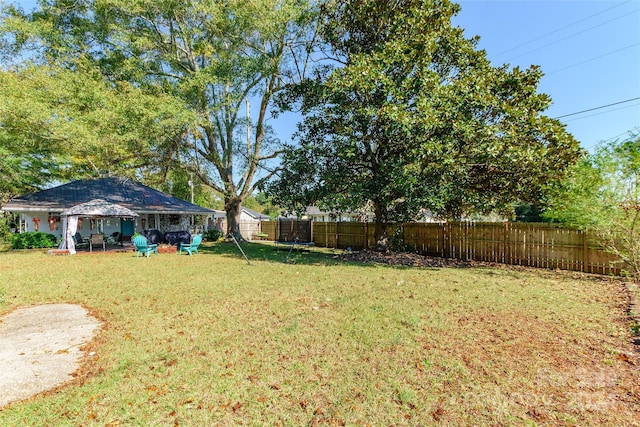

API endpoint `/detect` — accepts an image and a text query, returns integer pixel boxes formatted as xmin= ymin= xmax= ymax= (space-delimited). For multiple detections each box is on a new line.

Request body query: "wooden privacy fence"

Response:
xmin=260 ymin=219 xmax=312 ymax=243
xmin=259 ymin=221 xmax=621 ymax=276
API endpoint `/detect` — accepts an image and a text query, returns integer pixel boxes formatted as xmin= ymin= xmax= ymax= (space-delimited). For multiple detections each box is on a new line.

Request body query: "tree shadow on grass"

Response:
xmin=198 ymin=240 xmax=449 ymax=271
xmin=198 ymin=240 xmax=342 ymax=266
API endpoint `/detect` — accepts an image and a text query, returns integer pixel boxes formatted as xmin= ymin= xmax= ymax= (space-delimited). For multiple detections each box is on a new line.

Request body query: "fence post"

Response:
xmin=364 ymin=222 xmax=368 ymax=250
xmin=582 ymin=230 xmax=588 ymax=273
xmin=402 ymin=222 xmax=406 ymax=251
xmin=443 ymin=222 xmax=449 ymax=259
xmin=324 ymin=222 xmax=328 ymax=248
xmin=503 ymin=221 xmax=508 ymax=265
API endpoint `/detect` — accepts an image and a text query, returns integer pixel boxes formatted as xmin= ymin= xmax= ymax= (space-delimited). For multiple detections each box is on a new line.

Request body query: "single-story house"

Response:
xmin=2 ymin=177 xmax=216 ymax=250
xmin=241 ymin=207 xmax=270 ymax=222
xmin=298 ymin=206 xmax=444 ymax=223
xmin=208 ymin=207 xmax=270 ymax=240
xmin=300 ymin=206 xmax=366 ymax=222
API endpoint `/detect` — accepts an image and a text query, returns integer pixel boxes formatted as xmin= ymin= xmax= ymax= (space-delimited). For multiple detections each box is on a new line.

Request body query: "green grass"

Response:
xmin=0 ymin=242 xmax=638 ymax=426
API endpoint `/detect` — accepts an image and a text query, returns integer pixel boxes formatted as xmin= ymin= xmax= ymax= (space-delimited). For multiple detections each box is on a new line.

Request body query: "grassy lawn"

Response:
xmin=0 ymin=241 xmax=638 ymax=426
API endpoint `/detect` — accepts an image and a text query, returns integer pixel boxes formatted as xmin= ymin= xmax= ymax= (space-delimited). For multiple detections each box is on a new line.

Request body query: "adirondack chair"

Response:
xmin=132 ymin=235 xmax=158 ymax=258
xmin=179 ymin=234 xmax=202 ymax=255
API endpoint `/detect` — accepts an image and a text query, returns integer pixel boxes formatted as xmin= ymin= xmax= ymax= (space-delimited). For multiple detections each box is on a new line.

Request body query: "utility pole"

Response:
xmin=246 ymin=97 xmax=251 ymax=157
xmin=188 ymin=174 xmax=194 ymax=229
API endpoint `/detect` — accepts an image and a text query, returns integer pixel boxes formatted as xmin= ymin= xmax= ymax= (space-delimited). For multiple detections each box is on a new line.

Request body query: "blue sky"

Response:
xmin=11 ymin=0 xmax=640 ymax=153
xmin=454 ymin=0 xmax=640 ymax=151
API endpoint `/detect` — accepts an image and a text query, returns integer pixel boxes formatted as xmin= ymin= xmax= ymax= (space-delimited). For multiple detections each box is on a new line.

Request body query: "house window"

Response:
xmin=169 ymin=214 xmax=181 ymax=225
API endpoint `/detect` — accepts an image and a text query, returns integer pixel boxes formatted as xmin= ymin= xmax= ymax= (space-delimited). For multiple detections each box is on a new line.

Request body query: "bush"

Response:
xmin=204 ymin=229 xmax=223 ymax=241
xmin=11 ymin=232 xmax=58 ymax=249
xmin=0 ymin=216 xmax=12 ymax=250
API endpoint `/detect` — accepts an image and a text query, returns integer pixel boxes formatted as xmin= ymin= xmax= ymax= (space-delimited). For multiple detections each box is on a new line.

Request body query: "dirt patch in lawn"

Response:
xmin=0 ymin=304 xmax=102 ymax=408
xmin=338 ymin=249 xmax=474 ymax=268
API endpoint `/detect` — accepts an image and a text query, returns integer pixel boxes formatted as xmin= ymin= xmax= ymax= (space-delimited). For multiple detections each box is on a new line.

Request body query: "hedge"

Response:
xmin=11 ymin=232 xmax=58 ymax=249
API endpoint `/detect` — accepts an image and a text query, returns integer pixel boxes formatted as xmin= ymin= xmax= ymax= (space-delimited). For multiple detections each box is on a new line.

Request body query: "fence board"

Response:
xmin=336 ymin=222 xmax=366 ymax=249
xmin=404 ymin=223 xmax=445 ymax=257
xmin=260 ymin=221 xmax=277 ymax=241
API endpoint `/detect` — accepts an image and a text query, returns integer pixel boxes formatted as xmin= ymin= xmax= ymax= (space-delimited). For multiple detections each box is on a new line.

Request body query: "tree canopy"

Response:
xmin=0 ymin=63 xmax=192 ymax=204
xmin=266 ymin=0 xmax=581 ymax=248
xmin=1 ymin=0 xmax=317 ymax=236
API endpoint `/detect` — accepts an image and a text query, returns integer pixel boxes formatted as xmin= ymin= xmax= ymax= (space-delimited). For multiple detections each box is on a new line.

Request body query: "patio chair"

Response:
xmin=132 ymin=235 xmax=158 ymax=258
xmin=73 ymin=232 xmax=88 ymax=250
xmin=89 ymin=233 xmax=106 ymax=252
xmin=179 ymin=234 xmax=202 ymax=256
xmin=107 ymin=231 xmax=121 ymax=245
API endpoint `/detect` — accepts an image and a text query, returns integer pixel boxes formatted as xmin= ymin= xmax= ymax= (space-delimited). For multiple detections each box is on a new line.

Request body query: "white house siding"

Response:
xmin=19 ymin=212 xmax=61 ymax=236
xmin=238 ymin=211 xmax=259 ymax=240
xmin=18 ymin=212 xmax=197 ymax=242
xmin=305 ymin=214 xmax=356 ymax=222
xmin=209 ymin=210 xmax=268 ymax=240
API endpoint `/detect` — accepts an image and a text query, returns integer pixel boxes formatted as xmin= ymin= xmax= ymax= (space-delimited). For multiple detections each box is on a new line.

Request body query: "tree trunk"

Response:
xmin=374 ymin=220 xmax=388 ymax=252
xmin=373 ymin=201 xmax=388 ymax=252
xmin=225 ymin=197 xmax=243 ymax=240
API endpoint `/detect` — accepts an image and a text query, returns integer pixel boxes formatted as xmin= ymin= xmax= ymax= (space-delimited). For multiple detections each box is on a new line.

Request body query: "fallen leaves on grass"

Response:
xmin=338 ymin=250 xmax=472 ymax=268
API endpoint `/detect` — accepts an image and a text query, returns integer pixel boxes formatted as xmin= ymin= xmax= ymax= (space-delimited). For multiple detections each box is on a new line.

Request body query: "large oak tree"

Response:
xmin=1 ymin=0 xmax=317 ymax=236
xmin=267 ymin=0 xmax=581 ymax=249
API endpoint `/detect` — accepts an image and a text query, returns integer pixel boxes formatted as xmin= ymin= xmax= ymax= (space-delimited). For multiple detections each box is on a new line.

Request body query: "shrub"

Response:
xmin=11 ymin=232 xmax=58 ymax=249
xmin=204 ymin=229 xmax=223 ymax=241
xmin=0 ymin=216 xmax=12 ymax=250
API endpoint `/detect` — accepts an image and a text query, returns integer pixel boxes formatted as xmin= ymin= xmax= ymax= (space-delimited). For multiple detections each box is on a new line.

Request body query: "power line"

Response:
xmin=502 ymin=9 xmax=639 ymax=63
xmin=545 ymin=43 xmax=640 ymax=76
xmin=489 ymin=0 xmax=632 ymax=59
xmin=583 ymin=128 xmax=639 ymax=150
xmin=597 ymin=129 xmax=636 ymax=143
xmin=554 ymin=97 xmax=640 ymax=119
xmin=561 ymin=103 xmax=640 ymax=124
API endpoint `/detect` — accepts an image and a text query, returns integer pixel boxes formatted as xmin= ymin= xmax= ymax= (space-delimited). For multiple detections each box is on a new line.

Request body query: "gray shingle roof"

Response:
xmin=242 ymin=207 xmax=270 ymax=220
xmin=2 ymin=177 xmax=215 ymax=215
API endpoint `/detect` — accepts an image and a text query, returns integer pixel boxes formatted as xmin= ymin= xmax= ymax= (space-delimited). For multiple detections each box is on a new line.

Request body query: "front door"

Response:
xmin=120 ymin=218 xmax=135 ymax=242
